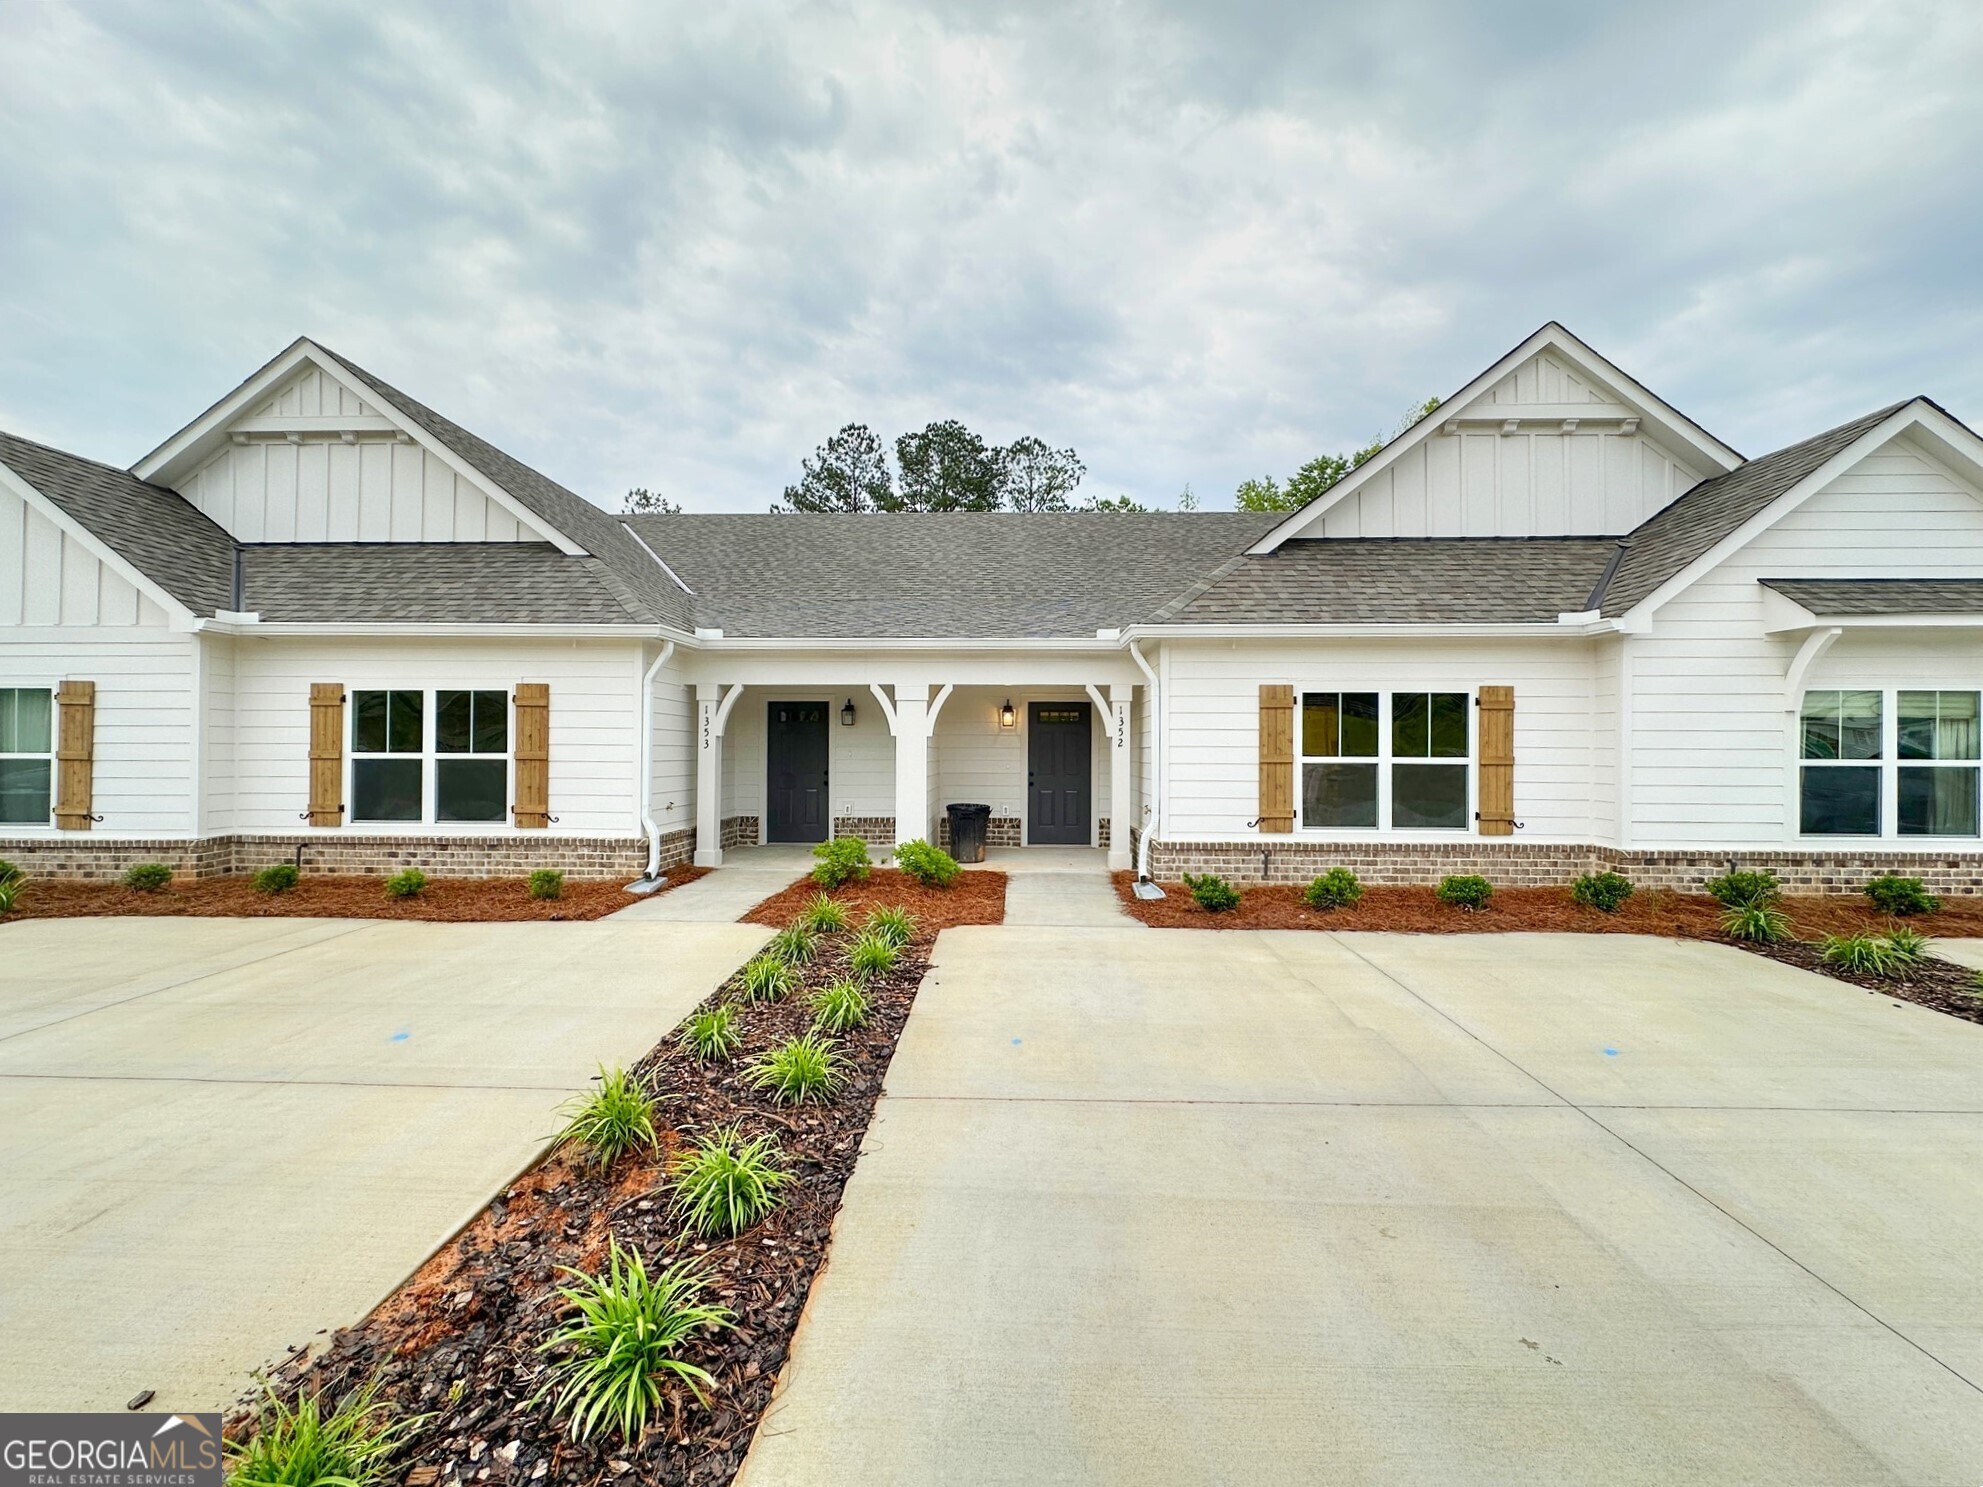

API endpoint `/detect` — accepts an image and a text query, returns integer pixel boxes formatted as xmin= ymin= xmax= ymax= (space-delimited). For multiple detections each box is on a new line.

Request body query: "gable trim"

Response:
xmin=1616 ymin=399 xmax=1978 ymax=629
xmin=1246 ymin=321 xmax=1744 ymax=555
xmin=0 ymin=457 xmax=197 ymax=625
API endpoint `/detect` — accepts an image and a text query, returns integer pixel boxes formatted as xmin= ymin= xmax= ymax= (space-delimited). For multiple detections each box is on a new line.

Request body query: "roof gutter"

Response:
xmin=636 ymin=640 xmax=677 ymax=885
xmin=1116 ymin=619 xmax=1619 ymax=641
xmin=1128 ymin=639 xmax=1161 ymax=885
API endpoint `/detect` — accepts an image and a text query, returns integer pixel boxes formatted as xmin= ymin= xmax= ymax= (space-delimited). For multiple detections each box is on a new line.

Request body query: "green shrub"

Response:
xmin=534 ymin=1243 xmax=732 ymax=1441
xmin=1883 ymin=925 xmax=1931 ymax=968
xmin=253 ymin=862 xmax=300 ymax=895
xmin=1571 ymin=870 xmax=1634 ymax=913
xmin=0 ymin=858 xmax=17 ymax=882
xmin=1821 ymin=933 xmax=1899 ymax=977
xmin=225 ymin=1380 xmax=422 ymax=1487
xmin=737 ymin=954 xmax=797 ymax=1003
xmin=670 ymin=1126 xmax=789 ymax=1238
xmin=893 ymin=838 xmax=961 ymax=888
xmin=811 ymin=836 xmax=872 ymax=889
xmin=1705 ymin=868 xmax=1779 ymax=909
xmin=1436 ymin=875 xmax=1493 ymax=910
xmin=0 ymin=863 xmax=26 ymax=914
xmin=849 ymin=931 xmax=899 ymax=979
xmin=383 ymin=868 xmax=427 ymax=900
xmin=1721 ymin=903 xmax=1791 ymax=944
xmin=765 ymin=925 xmax=818 ymax=966
xmin=1864 ymin=874 xmax=1939 ymax=917
xmin=810 ymin=977 xmax=871 ymax=1033
xmin=557 ymin=1066 xmax=660 ymax=1167
xmin=863 ymin=906 xmax=916 ymax=948
xmin=123 ymin=862 xmax=173 ymax=893
xmin=746 ymin=1032 xmax=849 ymax=1105
xmin=797 ymin=892 xmax=849 ymax=935
xmin=1182 ymin=872 xmax=1241 ymax=912
xmin=679 ymin=1004 xmax=743 ymax=1063
xmin=529 ymin=868 xmax=565 ymax=901
xmin=1302 ymin=868 xmax=1362 ymax=910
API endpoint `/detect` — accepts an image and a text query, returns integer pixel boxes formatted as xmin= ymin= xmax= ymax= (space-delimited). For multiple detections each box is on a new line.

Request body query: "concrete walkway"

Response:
xmin=0 ymin=915 xmax=767 ymax=1412
xmin=983 ymin=846 xmax=1135 ymax=928
xmin=613 ymin=845 xmax=813 ymax=923
xmin=1930 ymin=936 xmax=1983 ymax=971
xmin=741 ymin=928 xmax=1983 ymax=1486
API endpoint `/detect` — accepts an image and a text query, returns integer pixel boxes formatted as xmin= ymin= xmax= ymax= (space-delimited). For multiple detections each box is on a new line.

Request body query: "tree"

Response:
xmin=1231 ymin=395 xmax=1444 ymax=513
xmin=998 ymin=436 xmax=1085 ymax=512
xmin=780 ymin=424 xmax=896 ymax=513
xmin=1080 ymin=493 xmax=1150 ymax=513
xmin=622 ymin=487 xmax=681 ymax=515
xmin=891 ymin=420 xmax=1004 ymax=512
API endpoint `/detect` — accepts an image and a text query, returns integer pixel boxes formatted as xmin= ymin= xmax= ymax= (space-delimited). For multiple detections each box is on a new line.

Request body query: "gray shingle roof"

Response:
xmin=1155 ymin=537 xmax=1620 ymax=624
xmin=1759 ymin=578 xmax=1983 ymax=616
xmin=314 ymin=348 xmax=695 ymax=633
xmin=0 ymin=428 xmax=234 ymax=615
xmin=1597 ymin=401 xmax=1914 ymax=616
xmin=626 ymin=512 xmax=1276 ymax=637
xmin=240 ymin=543 xmax=646 ymax=625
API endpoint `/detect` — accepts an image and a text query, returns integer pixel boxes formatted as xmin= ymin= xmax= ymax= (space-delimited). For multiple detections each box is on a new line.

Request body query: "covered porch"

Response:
xmin=688 ymin=669 xmax=1142 ymax=871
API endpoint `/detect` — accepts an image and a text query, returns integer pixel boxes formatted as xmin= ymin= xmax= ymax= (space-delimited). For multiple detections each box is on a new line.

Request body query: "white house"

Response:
xmin=7 ymin=323 xmax=1983 ymax=892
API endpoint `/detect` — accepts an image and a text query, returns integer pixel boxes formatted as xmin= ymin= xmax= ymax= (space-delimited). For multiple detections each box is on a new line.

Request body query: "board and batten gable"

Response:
xmin=1160 ymin=636 xmax=1610 ymax=844
xmin=1625 ymin=431 xmax=1983 ymax=846
xmin=1289 ymin=351 xmax=1714 ymax=540
xmin=171 ymin=365 xmax=538 ymax=544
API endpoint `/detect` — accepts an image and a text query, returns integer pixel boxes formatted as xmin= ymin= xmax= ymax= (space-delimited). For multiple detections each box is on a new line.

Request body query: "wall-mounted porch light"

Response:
xmin=998 ymin=698 xmax=1017 ymax=731
xmin=840 ymin=698 xmax=857 ymax=727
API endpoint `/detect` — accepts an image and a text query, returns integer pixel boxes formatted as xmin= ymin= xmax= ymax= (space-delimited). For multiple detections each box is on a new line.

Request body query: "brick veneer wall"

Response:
xmin=831 ymin=816 xmax=896 ymax=848
xmin=720 ymin=816 xmax=760 ymax=850
xmin=1143 ymin=838 xmax=1983 ymax=894
xmin=0 ymin=834 xmax=655 ymax=881
xmin=936 ymin=816 xmax=1022 ymax=850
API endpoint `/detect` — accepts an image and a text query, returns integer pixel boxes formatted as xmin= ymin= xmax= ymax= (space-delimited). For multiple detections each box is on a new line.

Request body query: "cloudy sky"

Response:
xmin=2 ymin=0 xmax=1980 ymax=512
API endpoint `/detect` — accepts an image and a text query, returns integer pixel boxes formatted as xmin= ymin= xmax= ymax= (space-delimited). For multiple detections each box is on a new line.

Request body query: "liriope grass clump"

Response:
xmin=810 ymin=977 xmax=871 ymax=1033
xmin=863 ymin=906 xmax=916 ymax=948
xmin=764 ymin=925 xmax=818 ymax=966
xmin=746 ymin=1032 xmax=849 ymax=1105
xmin=225 ymin=1381 xmax=423 ymax=1487
xmin=670 ymin=1125 xmax=790 ymax=1238
xmin=1721 ymin=903 xmax=1791 ymax=944
xmin=557 ymin=1065 xmax=660 ymax=1168
xmin=796 ymin=893 xmax=849 ymax=935
xmin=679 ymin=1003 xmax=743 ymax=1063
xmin=849 ymin=931 xmax=899 ymax=980
xmin=737 ymin=954 xmax=798 ymax=1003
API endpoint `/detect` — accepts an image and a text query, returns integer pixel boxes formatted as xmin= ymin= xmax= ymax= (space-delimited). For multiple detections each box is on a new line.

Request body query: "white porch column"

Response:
xmin=1108 ymin=682 xmax=1134 ymax=870
xmin=892 ymin=683 xmax=931 ymax=849
xmin=694 ymin=682 xmax=724 ymax=867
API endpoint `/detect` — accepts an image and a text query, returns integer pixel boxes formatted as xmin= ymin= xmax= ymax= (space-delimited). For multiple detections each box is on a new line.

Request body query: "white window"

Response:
xmin=0 ymin=687 xmax=54 ymax=826
xmin=350 ymin=688 xmax=510 ymax=825
xmin=1799 ymin=688 xmax=1980 ymax=837
xmin=1300 ymin=690 xmax=1472 ymax=832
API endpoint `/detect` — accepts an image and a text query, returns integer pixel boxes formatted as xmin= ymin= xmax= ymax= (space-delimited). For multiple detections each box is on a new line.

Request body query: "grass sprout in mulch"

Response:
xmin=1114 ymin=873 xmax=1983 ymax=1026
xmin=743 ymin=866 xmax=1007 ymax=930
xmin=240 ymin=870 xmax=995 ymax=1487
xmin=1 ymin=869 xmax=707 ymax=923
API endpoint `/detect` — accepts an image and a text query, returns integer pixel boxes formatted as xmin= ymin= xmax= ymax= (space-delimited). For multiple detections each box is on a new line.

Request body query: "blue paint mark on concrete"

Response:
xmin=1011 ymin=1037 xmax=1023 ymax=1046
xmin=1602 ymin=1047 xmax=1619 ymax=1057
xmin=391 ymin=1030 xmax=410 ymax=1043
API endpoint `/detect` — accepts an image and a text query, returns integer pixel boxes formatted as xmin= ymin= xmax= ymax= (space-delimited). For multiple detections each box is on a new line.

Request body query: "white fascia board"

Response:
xmin=0 ymin=458 xmax=199 ymax=628
xmin=1246 ymin=322 xmax=1742 ymax=555
xmin=1120 ymin=620 xmax=1616 ymax=640
xmin=694 ymin=634 xmax=1123 ymax=651
xmin=132 ymin=337 xmax=319 ymax=481
xmin=192 ymin=619 xmax=676 ymax=640
xmin=1618 ymin=401 xmax=1937 ymax=629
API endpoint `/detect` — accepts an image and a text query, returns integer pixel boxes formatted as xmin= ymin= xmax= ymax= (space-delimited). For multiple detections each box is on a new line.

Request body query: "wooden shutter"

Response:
xmin=514 ymin=683 xmax=550 ymax=828
xmin=1477 ymin=685 xmax=1515 ymax=835
xmin=1257 ymin=683 xmax=1294 ymax=833
xmin=54 ymin=680 xmax=95 ymax=830
xmin=308 ymin=683 xmax=345 ymax=827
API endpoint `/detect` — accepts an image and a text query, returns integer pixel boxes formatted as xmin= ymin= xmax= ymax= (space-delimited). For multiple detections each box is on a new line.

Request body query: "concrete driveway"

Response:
xmin=0 ymin=915 xmax=766 ymax=1412
xmin=742 ymin=928 xmax=1983 ymax=1487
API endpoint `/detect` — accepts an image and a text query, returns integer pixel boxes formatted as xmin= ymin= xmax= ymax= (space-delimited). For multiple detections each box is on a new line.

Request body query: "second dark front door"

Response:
xmin=1028 ymin=701 xmax=1092 ymax=845
xmin=766 ymin=701 xmax=829 ymax=843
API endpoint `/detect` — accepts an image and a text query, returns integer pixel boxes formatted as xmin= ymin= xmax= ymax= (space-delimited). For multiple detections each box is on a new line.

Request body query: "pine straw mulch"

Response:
xmin=1113 ymin=873 xmax=1983 ymax=1027
xmin=1 ymin=869 xmax=707 ymax=923
xmin=742 ymin=865 xmax=1008 ymax=931
xmin=241 ymin=872 xmax=996 ymax=1487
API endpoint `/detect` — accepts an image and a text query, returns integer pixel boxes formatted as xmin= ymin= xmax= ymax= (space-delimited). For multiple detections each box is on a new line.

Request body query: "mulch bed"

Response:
xmin=243 ymin=871 xmax=1000 ymax=1486
xmin=743 ymin=866 xmax=1008 ymax=931
xmin=1114 ymin=873 xmax=1983 ymax=1026
xmin=0 ymin=869 xmax=707 ymax=923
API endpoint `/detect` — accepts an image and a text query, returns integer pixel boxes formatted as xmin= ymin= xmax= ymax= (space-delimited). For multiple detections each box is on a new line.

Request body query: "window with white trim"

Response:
xmin=351 ymin=688 xmax=510 ymax=825
xmin=1799 ymin=688 xmax=1980 ymax=837
xmin=1300 ymin=690 xmax=1472 ymax=831
xmin=0 ymin=688 xmax=54 ymax=826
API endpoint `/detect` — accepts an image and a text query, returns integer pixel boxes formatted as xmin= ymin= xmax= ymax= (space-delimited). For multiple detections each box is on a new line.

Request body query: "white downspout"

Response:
xmin=638 ymin=640 xmax=677 ymax=880
xmin=1129 ymin=639 xmax=1160 ymax=881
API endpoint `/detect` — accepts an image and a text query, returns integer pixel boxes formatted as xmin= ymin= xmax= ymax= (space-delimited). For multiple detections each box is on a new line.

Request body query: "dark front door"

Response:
xmin=1028 ymin=702 xmax=1092 ymax=845
xmin=766 ymin=701 xmax=829 ymax=843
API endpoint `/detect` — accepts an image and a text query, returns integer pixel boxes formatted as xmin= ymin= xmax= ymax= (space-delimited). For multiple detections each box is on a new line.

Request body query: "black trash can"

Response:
xmin=946 ymin=802 xmax=992 ymax=864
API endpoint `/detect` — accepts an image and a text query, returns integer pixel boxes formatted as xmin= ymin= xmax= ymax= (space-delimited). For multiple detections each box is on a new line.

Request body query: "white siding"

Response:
xmin=176 ymin=439 xmax=529 ymax=544
xmin=255 ymin=365 xmax=380 ymax=421
xmin=931 ymin=687 xmax=1111 ymax=840
xmin=720 ymin=691 xmax=895 ymax=826
xmin=0 ymin=628 xmax=197 ymax=835
xmin=201 ymin=633 xmax=237 ymax=832
xmin=0 ymin=481 xmax=169 ymax=627
xmin=649 ymin=652 xmax=694 ymax=837
xmin=1627 ymin=435 xmax=1983 ymax=846
xmin=226 ymin=637 xmax=644 ymax=835
xmin=1162 ymin=637 xmax=1605 ymax=842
